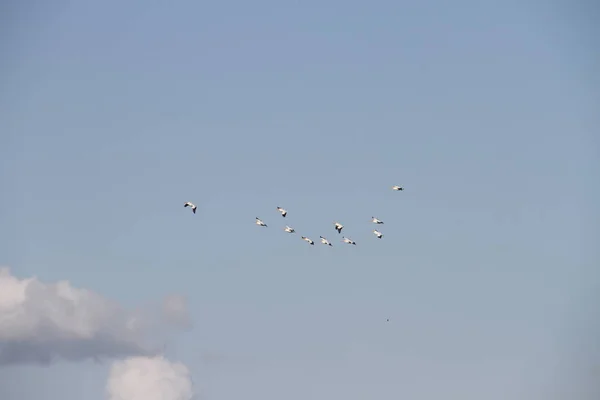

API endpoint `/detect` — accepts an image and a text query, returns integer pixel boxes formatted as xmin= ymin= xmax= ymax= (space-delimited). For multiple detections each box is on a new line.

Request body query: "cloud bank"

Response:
xmin=106 ymin=356 xmax=194 ymax=400
xmin=0 ymin=267 xmax=188 ymax=366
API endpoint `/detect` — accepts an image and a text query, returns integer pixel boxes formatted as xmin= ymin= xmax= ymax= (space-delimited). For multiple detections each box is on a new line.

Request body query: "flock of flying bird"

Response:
xmin=184 ymin=185 xmax=404 ymax=322
xmin=184 ymin=185 xmax=405 ymax=247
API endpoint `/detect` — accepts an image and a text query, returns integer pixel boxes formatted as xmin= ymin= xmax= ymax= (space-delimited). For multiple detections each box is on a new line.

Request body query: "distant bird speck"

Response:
xmin=334 ymin=222 xmax=343 ymax=234
xmin=342 ymin=237 xmax=356 ymax=245
xmin=371 ymin=217 xmax=384 ymax=224
xmin=276 ymin=207 xmax=287 ymax=217
xmin=392 ymin=185 xmax=404 ymax=191
xmin=284 ymin=225 xmax=295 ymax=233
xmin=319 ymin=236 xmax=332 ymax=246
xmin=373 ymin=230 xmax=383 ymax=239
xmin=255 ymin=217 xmax=267 ymax=227
xmin=183 ymin=202 xmax=197 ymax=214
xmin=301 ymin=236 xmax=314 ymax=245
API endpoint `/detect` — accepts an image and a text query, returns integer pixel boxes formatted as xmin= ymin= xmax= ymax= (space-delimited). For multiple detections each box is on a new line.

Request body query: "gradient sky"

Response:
xmin=1 ymin=0 xmax=598 ymax=399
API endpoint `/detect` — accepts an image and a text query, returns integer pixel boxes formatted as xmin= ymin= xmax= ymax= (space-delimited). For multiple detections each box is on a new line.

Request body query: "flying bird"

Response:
xmin=392 ymin=185 xmax=404 ymax=191
xmin=276 ymin=207 xmax=287 ymax=217
xmin=319 ymin=236 xmax=332 ymax=246
xmin=183 ymin=202 xmax=197 ymax=214
xmin=255 ymin=217 xmax=267 ymax=227
xmin=284 ymin=225 xmax=295 ymax=233
xmin=371 ymin=217 xmax=384 ymax=224
xmin=342 ymin=237 xmax=356 ymax=245
xmin=373 ymin=230 xmax=383 ymax=239
xmin=334 ymin=222 xmax=344 ymax=234
xmin=301 ymin=236 xmax=314 ymax=245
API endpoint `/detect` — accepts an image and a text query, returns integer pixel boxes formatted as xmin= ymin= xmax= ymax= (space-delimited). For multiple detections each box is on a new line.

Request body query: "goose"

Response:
xmin=373 ymin=230 xmax=383 ymax=239
xmin=183 ymin=202 xmax=197 ymax=214
xmin=392 ymin=185 xmax=404 ymax=191
xmin=334 ymin=222 xmax=344 ymax=234
xmin=255 ymin=217 xmax=267 ymax=227
xmin=342 ymin=236 xmax=356 ymax=245
xmin=276 ymin=207 xmax=287 ymax=217
xmin=284 ymin=225 xmax=295 ymax=233
xmin=371 ymin=216 xmax=384 ymax=224
xmin=301 ymin=236 xmax=314 ymax=245
xmin=319 ymin=236 xmax=332 ymax=246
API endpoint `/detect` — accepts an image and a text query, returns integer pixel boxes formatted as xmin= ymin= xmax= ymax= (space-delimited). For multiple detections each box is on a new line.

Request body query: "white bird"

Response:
xmin=301 ymin=236 xmax=314 ymax=245
xmin=392 ymin=185 xmax=404 ymax=191
xmin=334 ymin=222 xmax=344 ymax=234
xmin=319 ymin=236 xmax=332 ymax=246
xmin=371 ymin=216 xmax=384 ymax=224
xmin=183 ymin=202 xmax=197 ymax=214
xmin=373 ymin=230 xmax=383 ymax=239
xmin=284 ymin=225 xmax=295 ymax=233
xmin=276 ymin=207 xmax=287 ymax=217
xmin=255 ymin=217 xmax=267 ymax=227
xmin=342 ymin=236 xmax=356 ymax=245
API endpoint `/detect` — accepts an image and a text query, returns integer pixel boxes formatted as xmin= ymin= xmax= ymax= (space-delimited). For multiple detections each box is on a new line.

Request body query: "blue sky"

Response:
xmin=1 ymin=0 xmax=598 ymax=399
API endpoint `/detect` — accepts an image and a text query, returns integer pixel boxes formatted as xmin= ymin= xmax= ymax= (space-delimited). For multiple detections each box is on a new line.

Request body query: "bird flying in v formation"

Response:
xmin=184 ymin=202 xmax=197 ymax=214
xmin=255 ymin=217 xmax=267 ymax=227
xmin=319 ymin=236 xmax=332 ymax=246
xmin=342 ymin=237 xmax=356 ymax=245
xmin=334 ymin=222 xmax=343 ymax=234
xmin=301 ymin=236 xmax=314 ymax=245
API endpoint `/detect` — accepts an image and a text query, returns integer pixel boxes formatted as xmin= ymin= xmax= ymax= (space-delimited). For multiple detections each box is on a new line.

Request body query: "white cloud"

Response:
xmin=0 ymin=267 xmax=189 ymax=365
xmin=106 ymin=356 xmax=194 ymax=400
